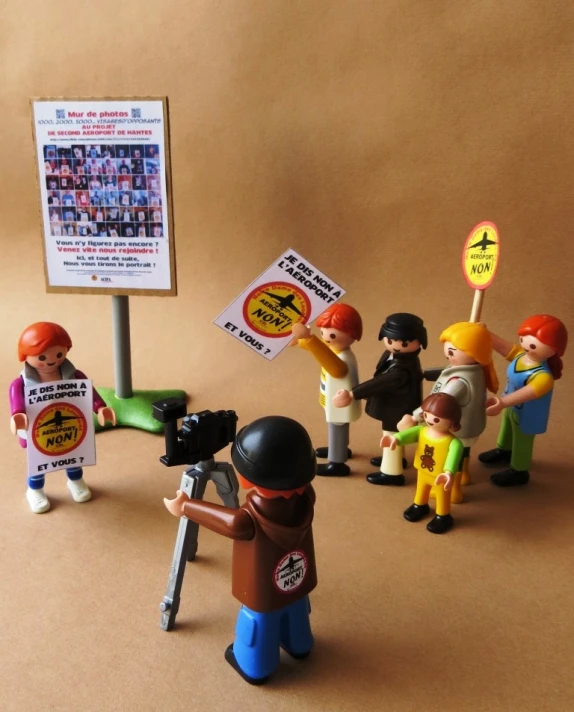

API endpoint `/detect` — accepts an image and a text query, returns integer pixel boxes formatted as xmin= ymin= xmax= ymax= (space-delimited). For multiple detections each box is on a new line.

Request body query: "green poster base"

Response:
xmin=94 ymin=388 xmax=188 ymax=433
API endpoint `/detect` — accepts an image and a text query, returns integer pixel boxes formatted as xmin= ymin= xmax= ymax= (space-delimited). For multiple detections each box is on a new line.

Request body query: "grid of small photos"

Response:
xmin=43 ymin=144 xmax=165 ymax=239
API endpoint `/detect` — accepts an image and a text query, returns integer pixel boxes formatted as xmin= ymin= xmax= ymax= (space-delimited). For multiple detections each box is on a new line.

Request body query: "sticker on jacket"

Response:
xmin=273 ymin=550 xmax=308 ymax=593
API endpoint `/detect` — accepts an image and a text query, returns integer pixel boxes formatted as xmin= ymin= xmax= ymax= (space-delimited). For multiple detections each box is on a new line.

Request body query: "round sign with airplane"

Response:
xmin=462 ymin=221 xmax=500 ymax=290
xmin=243 ymin=281 xmax=312 ymax=338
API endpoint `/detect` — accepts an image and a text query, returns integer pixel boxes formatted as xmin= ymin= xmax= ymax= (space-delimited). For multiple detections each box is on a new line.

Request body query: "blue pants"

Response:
xmin=28 ymin=467 xmax=83 ymax=489
xmin=232 ymin=596 xmax=313 ymax=680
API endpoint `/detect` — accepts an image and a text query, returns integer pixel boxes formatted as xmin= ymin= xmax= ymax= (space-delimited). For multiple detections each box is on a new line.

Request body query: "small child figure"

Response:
xmin=291 ymin=304 xmax=362 ymax=476
xmin=9 ymin=322 xmax=116 ymax=513
xmin=383 ymin=393 xmax=463 ymax=534
xmin=164 ymin=415 xmax=317 ymax=685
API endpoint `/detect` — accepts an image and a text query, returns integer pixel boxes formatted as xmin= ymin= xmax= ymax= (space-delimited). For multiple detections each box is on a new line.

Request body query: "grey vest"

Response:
xmin=422 ymin=364 xmax=487 ymax=440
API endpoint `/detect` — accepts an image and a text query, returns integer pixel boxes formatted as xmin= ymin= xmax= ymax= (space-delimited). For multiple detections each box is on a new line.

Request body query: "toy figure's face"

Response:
xmin=26 ymin=345 xmax=68 ymax=375
xmin=519 ymin=335 xmax=555 ymax=362
xmin=422 ymin=410 xmax=453 ymax=433
xmin=383 ymin=337 xmax=421 ymax=354
xmin=443 ymin=341 xmax=477 ymax=366
xmin=320 ymin=327 xmax=355 ymax=350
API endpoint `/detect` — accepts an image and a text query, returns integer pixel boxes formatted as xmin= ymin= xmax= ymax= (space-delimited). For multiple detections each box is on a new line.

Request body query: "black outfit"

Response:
xmin=351 ymin=350 xmax=424 ymax=431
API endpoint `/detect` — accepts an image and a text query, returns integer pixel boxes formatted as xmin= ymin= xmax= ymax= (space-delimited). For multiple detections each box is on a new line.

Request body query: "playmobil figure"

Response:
xmin=333 ymin=313 xmax=427 ymax=486
xmin=9 ymin=322 xmax=116 ymax=513
xmin=399 ymin=322 xmax=498 ymax=502
xmin=164 ymin=415 xmax=317 ymax=685
xmin=291 ymin=303 xmax=362 ymax=476
xmin=384 ymin=393 xmax=463 ymax=534
xmin=478 ymin=315 xmax=567 ymax=486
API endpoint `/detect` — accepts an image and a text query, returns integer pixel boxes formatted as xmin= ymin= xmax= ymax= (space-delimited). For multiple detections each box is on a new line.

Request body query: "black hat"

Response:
xmin=378 ymin=313 xmax=427 ymax=349
xmin=231 ymin=416 xmax=316 ymax=490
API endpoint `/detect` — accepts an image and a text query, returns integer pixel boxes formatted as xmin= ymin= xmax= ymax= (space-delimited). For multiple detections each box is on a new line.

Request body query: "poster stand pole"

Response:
xmin=112 ymin=295 xmax=133 ymax=398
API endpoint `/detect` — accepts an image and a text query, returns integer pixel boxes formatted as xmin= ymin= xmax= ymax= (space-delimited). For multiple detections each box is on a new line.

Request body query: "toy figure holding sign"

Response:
xmin=291 ymin=304 xmax=362 ymax=476
xmin=479 ymin=315 xmax=567 ymax=486
xmin=9 ymin=322 xmax=116 ymax=513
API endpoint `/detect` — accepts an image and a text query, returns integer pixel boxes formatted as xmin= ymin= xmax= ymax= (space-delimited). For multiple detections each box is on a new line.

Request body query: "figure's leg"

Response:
xmin=427 ymin=478 xmax=454 ymax=534
xmin=226 ymin=606 xmax=280 ymax=684
xmin=479 ymin=408 xmax=513 ymax=465
xmin=280 ymin=596 xmax=314 ymax=659
xmin=26 ymin=474 xmax=50 ymax=514
xmin=491 ymin=411 xmax=534 ymax=487
xmin=66 ymin=467 xmax=92 ymax=503
xmin=366 ymin=430 xmax=405 ymax=486
xmin=450 ymin=446 xmax=471 ymax=504
xmin=317 ymin=423 xmax=350 ymax=476
xmin=404 ymin=471 xmax=432 ymax=521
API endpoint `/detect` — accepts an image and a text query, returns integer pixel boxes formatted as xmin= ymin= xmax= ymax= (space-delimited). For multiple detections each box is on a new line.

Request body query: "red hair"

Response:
xmin=18 ymin=322 xmax=72 ymax=362
xmin=518 ymin=315 xmax=567 ymax=379
xmin=316 ymin=304 xmax=363 ymax=341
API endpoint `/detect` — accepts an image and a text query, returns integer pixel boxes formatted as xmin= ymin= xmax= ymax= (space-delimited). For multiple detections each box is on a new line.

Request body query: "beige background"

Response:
xmin=1 ymin=1 xmax=573 ymax=710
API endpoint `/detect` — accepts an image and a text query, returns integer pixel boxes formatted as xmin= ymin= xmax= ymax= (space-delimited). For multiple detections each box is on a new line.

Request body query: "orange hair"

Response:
xmin=17 ymin=322 xmax=72 ymax=362
xmin=316 ymin=303 xmax=363 ymax=341
xmin=518 ymin=315 xmax=567 ymax=380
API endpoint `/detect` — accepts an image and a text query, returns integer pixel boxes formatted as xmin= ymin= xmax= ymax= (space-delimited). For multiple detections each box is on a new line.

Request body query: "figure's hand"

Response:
xmin=163 ymin=490 xmax=191 ymax=518
xmin=397 ymin=414 xmax=417 ymax=431
xmin=10 ymin=413 xmax=28 ymax=435
xmin=380 ymin=434 xmax=398 ymax=450
xmin=289 ymin=321 xmax=311 ymax=346
xmin=485 ymin=396 xmax=503 ymax=417
xmin=333 ymin=389 xmax=353 ymax=408
xmin=435 ymin=472 xmax=453 ymax=491
xmin=97 ymin=406 xmax=117 ymax=426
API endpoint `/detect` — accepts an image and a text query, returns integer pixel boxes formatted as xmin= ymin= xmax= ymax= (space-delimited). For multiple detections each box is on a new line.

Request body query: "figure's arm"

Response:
xmin=164 ymin=491 xmax=255 ymax=540
xmin=74 ymin=369 xmax=116 ymax=425
xmin=489 ymin=332 xmax=517 ymax=359
xmin=435 ymin=438 xmax=464 ymax=491
xmin=9 ymin=377 xmax=28 ymax=442
xmin=423 ymin=368 xmax=443 ymax=382
xmin=351 ymin=368 xmax=409 ymax=401
xmin=296 ymin=335 xmax=348 ymax=378
xmin=394 ymin=425 xmax=423 ymax=447
xmin=486 ymin=371 xmax=552 ymax=415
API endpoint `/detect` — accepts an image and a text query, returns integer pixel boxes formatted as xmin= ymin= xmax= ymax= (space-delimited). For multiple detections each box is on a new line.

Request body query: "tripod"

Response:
xmin=159 ymin=457 xmax=239 ymax=631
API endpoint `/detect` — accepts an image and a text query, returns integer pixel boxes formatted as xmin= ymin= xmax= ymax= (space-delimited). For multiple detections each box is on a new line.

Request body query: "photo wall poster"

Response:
xmin=31 ymin=97 xmax=176 ymax=295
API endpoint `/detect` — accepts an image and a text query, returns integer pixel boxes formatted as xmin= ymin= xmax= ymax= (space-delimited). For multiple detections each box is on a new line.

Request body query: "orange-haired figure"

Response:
xmin=479 ymin=315 xmax=568 ymax=486
xmin=291 ymin=304 xmax=362 ymax=476
xmin=9 ymin=322 xmax=116 ymax=513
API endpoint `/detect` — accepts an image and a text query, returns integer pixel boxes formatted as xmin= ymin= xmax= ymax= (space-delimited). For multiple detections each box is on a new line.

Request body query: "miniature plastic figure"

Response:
xmin=164 ymin=415 xmax=317 ymax=685
xmin=333 ymin=313 xmax=427 ymax=486
xmin=291 ymin=303 xmax=362 ymax=476
xmin=384 ymin=393 xmax=463 ymax=534
xmin=479 ymin=315 xmax=568 ymax=486
xmin=9 ymin=322 xmax=116 ymax=513
xmin=398 ymin=321 xmax=498 ymax=503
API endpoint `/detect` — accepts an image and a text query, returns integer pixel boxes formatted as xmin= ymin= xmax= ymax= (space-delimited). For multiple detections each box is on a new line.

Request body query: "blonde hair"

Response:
xmin=440 ymin=322 xmax=499 ymax=393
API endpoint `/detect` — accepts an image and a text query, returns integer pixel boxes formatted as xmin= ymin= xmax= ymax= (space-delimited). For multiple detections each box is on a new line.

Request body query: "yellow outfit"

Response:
xmin=396 ymin=425 xmax=463 ymax=517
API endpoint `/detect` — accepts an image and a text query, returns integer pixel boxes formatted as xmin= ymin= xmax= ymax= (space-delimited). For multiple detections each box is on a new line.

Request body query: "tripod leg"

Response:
xmin=159 ymin=469 xmax=208 ymax=631
xmin=212 ymin=463 xmax=240 ymax=508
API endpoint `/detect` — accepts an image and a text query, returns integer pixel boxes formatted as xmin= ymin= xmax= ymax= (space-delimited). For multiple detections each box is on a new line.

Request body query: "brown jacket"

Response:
xmin=182 ymin=485 xmax=317 ymax=613
xmin=351 ymin=350 xmax=424 ymax=430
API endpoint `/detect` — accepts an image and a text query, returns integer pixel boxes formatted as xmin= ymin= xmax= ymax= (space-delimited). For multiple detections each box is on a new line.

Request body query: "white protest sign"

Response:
xmin=214 ymin=249 xmax=346 ymax=360
xmin=25 ymin=379 xmax=96 ymax=476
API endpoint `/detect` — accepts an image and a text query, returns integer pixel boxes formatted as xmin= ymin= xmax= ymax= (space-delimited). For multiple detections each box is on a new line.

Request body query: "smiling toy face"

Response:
xmin=26 ymin=345 xmax=69 ymax=375
xmin=320 ymin=327 xmax=355 ymax=351
xmin=519 ymin=335 xmax=555 ymax=363
xmin=383 ymin=337 xmax=421 ymax=354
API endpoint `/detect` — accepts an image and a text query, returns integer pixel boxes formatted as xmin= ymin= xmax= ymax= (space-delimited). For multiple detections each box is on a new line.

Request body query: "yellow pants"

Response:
xmin=414 ymin=469 xmax=450 ymax=516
